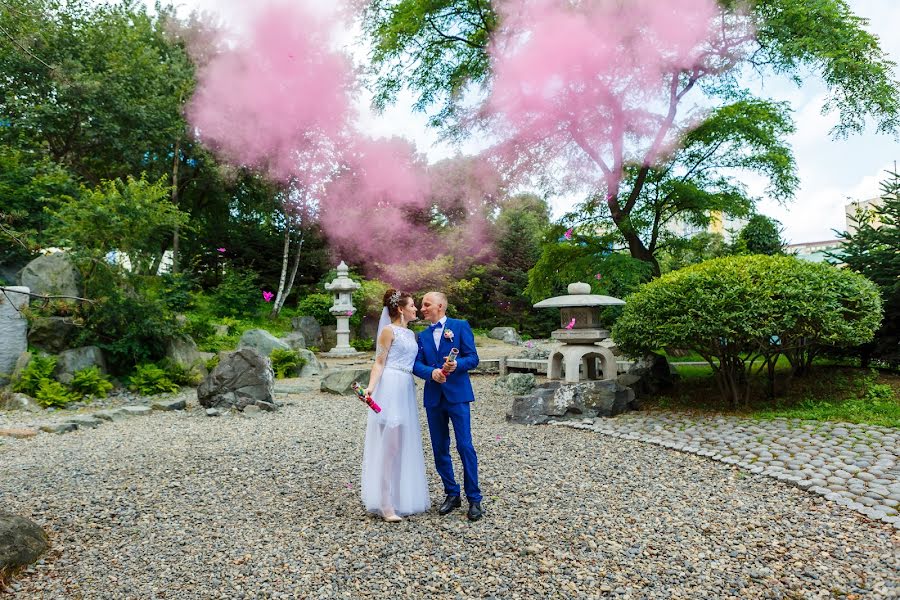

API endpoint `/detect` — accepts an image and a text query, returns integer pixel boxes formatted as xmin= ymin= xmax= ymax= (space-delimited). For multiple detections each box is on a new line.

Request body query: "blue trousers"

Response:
xmin=426 ymin=395 xmax=481 ymax=503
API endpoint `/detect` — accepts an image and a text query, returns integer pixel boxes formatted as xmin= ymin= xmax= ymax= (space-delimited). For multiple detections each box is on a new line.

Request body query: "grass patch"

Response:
xmin=650 ymin=364 xmax=899 ymax=428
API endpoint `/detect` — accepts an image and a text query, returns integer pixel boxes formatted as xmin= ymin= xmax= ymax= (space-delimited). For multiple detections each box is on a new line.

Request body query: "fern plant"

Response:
xmin=34 ymin=379 xmax=79 ymax=408
xmin=129 ymin=364 xmax=180 ymax=395
xmin=70 ymin=366 xmax=114 ymax=399
xmin=12 ymin=355 xmax=58 ymax=397
xmin=269 ymin=349 xmax=306 ymax=379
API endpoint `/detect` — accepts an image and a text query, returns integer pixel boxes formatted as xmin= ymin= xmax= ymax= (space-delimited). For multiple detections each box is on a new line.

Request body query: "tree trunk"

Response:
xmin=607 ymin=194 xmax=661 ymax=277
xmin=270 ymin=214 xmax=292 ymax=319
xmin=171 ymin=139 xmax=180 ymax=275
xmin=274 ymin=232 xmax=304 ymax=317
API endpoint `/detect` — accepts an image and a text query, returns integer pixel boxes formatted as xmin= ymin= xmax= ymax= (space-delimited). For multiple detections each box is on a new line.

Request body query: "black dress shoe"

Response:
xmin=438 ymin=495 xmax=462 ymax=515
xmin=467 ymin=501 xmax=484 ymax=521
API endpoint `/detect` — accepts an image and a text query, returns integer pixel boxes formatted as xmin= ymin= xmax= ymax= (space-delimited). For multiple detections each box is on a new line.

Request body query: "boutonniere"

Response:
xmin=443 ymin=329 xmax=454 ymax=342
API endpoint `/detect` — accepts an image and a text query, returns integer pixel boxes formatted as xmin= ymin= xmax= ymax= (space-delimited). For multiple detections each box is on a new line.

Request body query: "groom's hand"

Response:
xmin=431 ymin=369 xmax=447 ymax=383
xmin=442 ymin=359 xmax=457 ymax=373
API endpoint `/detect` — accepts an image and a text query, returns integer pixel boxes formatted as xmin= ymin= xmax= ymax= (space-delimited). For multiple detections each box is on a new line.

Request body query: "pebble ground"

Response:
xmin=1 ymin=376 xmax=898 ymax=599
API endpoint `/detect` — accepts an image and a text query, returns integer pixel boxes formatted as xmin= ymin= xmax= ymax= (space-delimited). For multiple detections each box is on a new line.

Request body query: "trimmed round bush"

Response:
xmin=613 ymin=255 xmax=882 ymax=405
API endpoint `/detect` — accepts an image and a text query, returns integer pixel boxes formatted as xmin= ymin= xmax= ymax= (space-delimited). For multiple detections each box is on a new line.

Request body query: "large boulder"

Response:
xmin=291 ymin=316 xmax=323 ymax=348
xmin=507 ymin=380 xmax=636 ymax=424
xmin=0 ymin=287 xmax=29 ymax=386
xmin=358 ymin=315 xmax=379 ymax=342
xmin=494 ymin=373 xmax=537 ymax=396
xmin=17 ymin=252 xmax=80 ymax=298
xmin=296 ymin=349 xmax=324 ymax=377
xmin=625 ymin=352 xmax=678 ymax=398
xmin=53 ymin=346 xmax=107 ymax=385
xmin=238 ymin=329 xmax=290 ymax=357
xmin=0 ymin=392 xmax=41 ymax=412
xmin=165 ymin=335 xmax=208 ymax=380
xmin=27 ymin=317 xmax=79 ymax=353
xmin=0 ymin=513 xmax=50 ymax=579
xmin=197 ymin=348 xmax=276 ymax=411
xmin=518 ymin=345 xmax=550 ymax=360
xmin=320 ymin=325 xmax=337 ymax=352
xmin=281 ymin=332 xmax=307 ymax=352
xmin=320 ymin=368 xmax=371 ymax=395
xmin=489 ymin=327 xmax=522 ymax=345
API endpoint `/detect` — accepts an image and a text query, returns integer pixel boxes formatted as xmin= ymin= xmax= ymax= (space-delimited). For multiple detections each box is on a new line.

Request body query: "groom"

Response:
xmin=413 ymin=291 xmax=483 ymax=521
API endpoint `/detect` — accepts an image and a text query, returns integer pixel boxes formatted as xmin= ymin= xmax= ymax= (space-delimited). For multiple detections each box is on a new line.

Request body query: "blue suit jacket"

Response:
xmin=413 ymin=318 xmax=479 ymax=408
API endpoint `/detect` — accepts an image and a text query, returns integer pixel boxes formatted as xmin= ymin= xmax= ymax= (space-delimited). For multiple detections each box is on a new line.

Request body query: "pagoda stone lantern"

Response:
xmin=533 ymin=282 xmax=625 ymax=383
xmin=324 ymin=261 xmax=361 ymax=356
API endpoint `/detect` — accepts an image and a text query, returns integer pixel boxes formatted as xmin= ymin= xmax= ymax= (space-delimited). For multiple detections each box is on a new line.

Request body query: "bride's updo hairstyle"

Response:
xmin=383 ymin=288 xmax=413 ymax=320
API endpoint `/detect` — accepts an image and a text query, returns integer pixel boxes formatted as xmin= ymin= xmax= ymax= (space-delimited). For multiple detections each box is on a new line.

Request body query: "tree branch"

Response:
xmin=426 ymin=16 xmax=484 ymax=49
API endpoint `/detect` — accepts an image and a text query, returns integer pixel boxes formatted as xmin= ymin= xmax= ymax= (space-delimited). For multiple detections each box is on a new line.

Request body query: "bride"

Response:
xmin=360 ymin=289 xmax=431 ymax=522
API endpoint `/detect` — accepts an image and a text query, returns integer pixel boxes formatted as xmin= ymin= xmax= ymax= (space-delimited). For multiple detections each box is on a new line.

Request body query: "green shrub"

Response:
xmin=12 ymin=355 xmax=58 ymax=397
xmin=205 ymin=355 xmax=220 ymax=372
xmin=296 ymin=293 xmax=334 ymax=325
xmin=210 ymin=269 xmax=261 ymax=318
xmin=129 ymin=364 xmax=180 ymax=395
xmin=350 ymin=338 xmax=375 ymax=352
xmin=306 ymin=345 xmax=320 ymax=354
xmin=160 ymin=359 xmax=203 ymax=387
xmin=613 ymin=255 xmax=882 ymax=407
xmin=34 ymin=379 xmax=79 ymax=408
xmin=269 ymin=348 xmax=307 ymax=379
xmin=76 ymin=288 xmax=176 ymax=375
xmin=70 ymin=366 xmax=114 ymax=399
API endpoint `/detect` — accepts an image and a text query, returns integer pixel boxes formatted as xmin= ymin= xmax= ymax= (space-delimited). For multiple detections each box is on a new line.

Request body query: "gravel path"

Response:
xmin=1 ymin=376 xmax=898 ymax=599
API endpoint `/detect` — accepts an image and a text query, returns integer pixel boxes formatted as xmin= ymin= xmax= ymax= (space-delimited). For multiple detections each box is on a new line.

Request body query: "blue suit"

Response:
xmin=413 ymin=318 xmax=481 ymax=503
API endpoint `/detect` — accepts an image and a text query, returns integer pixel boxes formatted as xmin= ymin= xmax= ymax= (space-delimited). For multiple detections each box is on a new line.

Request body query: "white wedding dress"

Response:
xmin=360 ymin=324 xmax=431 ymax=516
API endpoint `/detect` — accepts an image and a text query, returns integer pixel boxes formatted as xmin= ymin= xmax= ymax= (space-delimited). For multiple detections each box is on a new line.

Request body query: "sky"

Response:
xmin=164 ymin=0 xmax=900 ymax=245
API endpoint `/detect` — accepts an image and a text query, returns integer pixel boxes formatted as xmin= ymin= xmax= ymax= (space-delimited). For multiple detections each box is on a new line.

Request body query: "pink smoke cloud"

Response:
xmin=185 ymin=2 xmax=508 ymax=285
xmin=487 ymin=0 xmax=740 ymax=199
xmin=187 ymin=3 xmax=350 ymax=184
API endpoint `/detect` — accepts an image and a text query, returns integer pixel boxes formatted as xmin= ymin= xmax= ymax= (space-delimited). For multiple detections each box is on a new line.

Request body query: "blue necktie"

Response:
xmin=429 ymin=322 xmax=443 ymax=331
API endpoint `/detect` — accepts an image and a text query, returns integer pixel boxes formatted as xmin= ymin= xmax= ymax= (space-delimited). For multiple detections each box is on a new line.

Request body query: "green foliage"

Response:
xmin=160 ymin=359 xmax=203 ymax=387
xmin=733 ymin=214 xmax=786 ymax=256
xmin=350 ymin=338 xmax=375 ymax=352
xmin=34 ymin=379 xmax=79 ymax=408
xmin=658 ymin=232 xmax=731 ymax=273
xmin=70 ymin=366 xmax=114 ymax=399
xmin=46 ymin=175 xmax=189 ymax=276
xmin=75 ymin=286 xmax=177 ymax=375
xmin=129 ymin=364 xmax=180 ymax=395
xmin=297 ymin=293 xmax=335 ymax=326
xmin=269 ymin=348 xmax=306 ymax=379
xmin=205 ymin=355 xmax=220 ymax=372
xmin=613 ymin=255 xmax=883 ymax=407
xmin=0 ymin=145 xmax=78 ymax=264
xmin=12 ymin=354 xmax=58 ymax=397
xmin=210 ymin=269 xmax=262 ymax=318
xmin=835 ymin=170 xmax=900 ymax=368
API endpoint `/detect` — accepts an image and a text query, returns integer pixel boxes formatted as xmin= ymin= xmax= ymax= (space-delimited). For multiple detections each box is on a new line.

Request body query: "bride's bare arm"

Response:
xmin=365 ymin=327 xmax=394 ymax=396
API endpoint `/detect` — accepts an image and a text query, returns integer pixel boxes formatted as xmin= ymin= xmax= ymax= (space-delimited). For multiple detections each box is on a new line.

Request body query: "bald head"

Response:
xmin=420 ymin=291 xmax=448 ymax=323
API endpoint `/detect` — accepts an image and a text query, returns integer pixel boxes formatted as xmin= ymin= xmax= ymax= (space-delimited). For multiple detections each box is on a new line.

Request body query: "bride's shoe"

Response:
xmin=383 ymin=510 xmax=403 ymax=523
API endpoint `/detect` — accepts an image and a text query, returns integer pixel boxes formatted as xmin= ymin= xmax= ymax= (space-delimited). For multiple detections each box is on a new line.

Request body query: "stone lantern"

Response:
xmin=324 ymin=261 xmax=361 ymax=356
xmin=533 ymin=282 xmax=625 ymax=383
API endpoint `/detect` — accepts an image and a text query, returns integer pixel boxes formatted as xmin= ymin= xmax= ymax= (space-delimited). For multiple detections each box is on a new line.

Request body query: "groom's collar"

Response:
xmin=437 ymin=316 xmax=448 ymax=327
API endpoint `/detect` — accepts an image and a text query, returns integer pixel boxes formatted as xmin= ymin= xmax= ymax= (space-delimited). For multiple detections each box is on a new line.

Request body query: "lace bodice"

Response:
xmin=384 ymin=325 xmax=418 ymax=372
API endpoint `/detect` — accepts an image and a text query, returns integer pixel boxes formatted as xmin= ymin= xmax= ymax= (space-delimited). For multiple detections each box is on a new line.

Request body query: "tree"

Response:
xmin=834 ymin=169 xmax=900 ymax=367
xmin=733 ymin=214 xmax=786 ymax=255
xmin=0 ymin=0 xmax=196 ymax=184
xmin=363 ymin=0 xmax=900 ymax=274
xmin=613 ymin=255 xmax=882 ymax=406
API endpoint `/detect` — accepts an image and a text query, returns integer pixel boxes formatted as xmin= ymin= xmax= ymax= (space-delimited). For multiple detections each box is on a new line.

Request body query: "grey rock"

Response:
xmin=38 ymin=422 xmax=77 ymax=434
xmin=1 ymin=392 xmax=41 ymax=413
xmin=291 ymin=316 xmax=323 ymax=348
xmin=625 ymin=352 xmax=677 ymax=397
xmin=53 ymin=346 xmax=107 ymax=385
xmin=0 ymin=512 xmax=49 ymax=574
xmin=17 ymin=252 xmax=80 ymax=298
xmin=27 ymin=317 xmax=79 ymax=353
xmin=296 ymin=349 xmax=324 ymax=378
xmin=164 ymin=335 xmax=208 ymax=380
xmin=494 ymin=373 xmax=537 ymax=396
xmin=151 ymin=394 xmax=188 ymax=412
xmin=488 ymin=327 xmax=522 ymax=345
xmin=243 ymin=404 xmax=261 ymax=417
xmin=517 ymin=346 xmax=550 ymax=360
xmin=237 ymin=329 xmax=290 ymax=357
xmin=197 ymin=348 xmax=276 ymax=411
xmin=320 ymin=325 xmax=337 ymax=352
xmin=205 ymin=408 xmax=221 ymax=417
xmin=281 ymin=332 xmax=307 ymax=352
xmin=65 ymin=415 xmax=103 ymax=429
xmin=120 ymin=406 xmax=152 ymax=417
xmin=0 ymin=287 xmax=29 ymax=386
xmin=92 ymin=409 xmax=129 ymax=422
xmin=320 ymin=369 xmax=372 ymax=396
